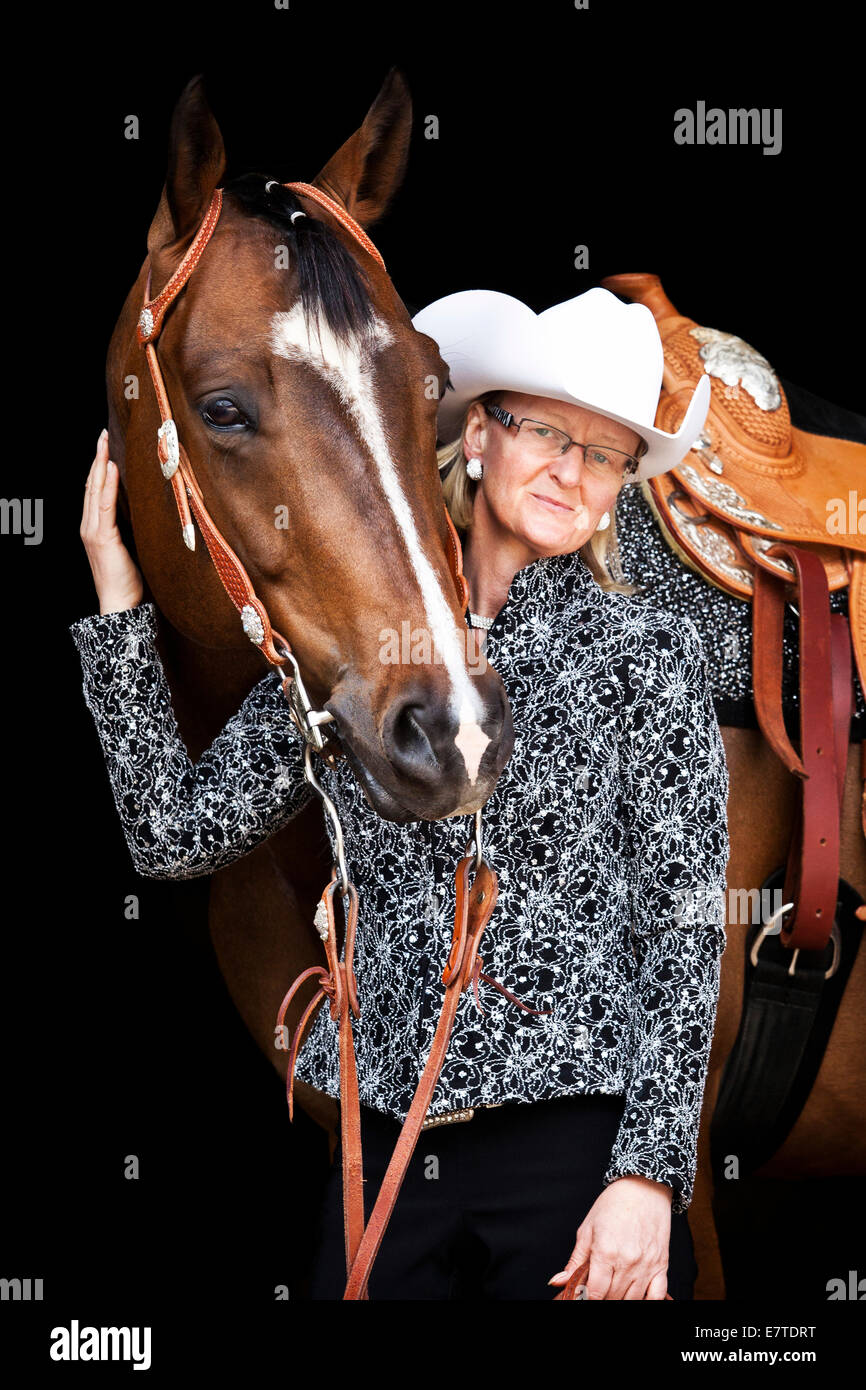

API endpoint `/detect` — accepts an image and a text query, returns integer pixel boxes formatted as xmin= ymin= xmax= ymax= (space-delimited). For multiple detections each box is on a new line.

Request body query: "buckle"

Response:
xmin=420 ymin=1102 xmax=505 ymax=1131
xmin=421 ymin=1107 xmax=475 ymax=1131
xmin=750 ymin=911 xmax=841 ymax=980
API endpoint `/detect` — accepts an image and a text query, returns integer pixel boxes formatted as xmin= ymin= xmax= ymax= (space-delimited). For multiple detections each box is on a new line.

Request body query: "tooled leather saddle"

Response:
xmin=603 ymin=273 xmax=866 ymax=961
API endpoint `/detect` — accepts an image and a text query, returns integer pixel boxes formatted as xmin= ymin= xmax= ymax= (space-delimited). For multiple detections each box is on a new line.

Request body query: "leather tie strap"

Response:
xmin=277 ymin=871 xmax=364 ymax=1269
xmin=752 ymin=545 xmax=853 ymax=951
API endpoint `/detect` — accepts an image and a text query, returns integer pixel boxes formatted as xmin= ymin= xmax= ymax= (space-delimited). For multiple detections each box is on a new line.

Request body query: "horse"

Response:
xmin=106 ymin=70 xmax=514 ymax=1145
xmin=109 ymin=74 xmax=864 ymax=1298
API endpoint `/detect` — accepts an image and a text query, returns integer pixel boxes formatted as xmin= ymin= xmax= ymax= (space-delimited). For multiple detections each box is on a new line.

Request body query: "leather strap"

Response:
xmin=277 ymin=855 xmax=501 ymax=1298
xmin=275 ymin=857 xmax=508 ymax=1297
xmin=137 ymin=189 xmax=224 ymax=345
xmin=136 ymin=181 xmax=383 ymax=348
xmin=279 ymin=850 xmax=553 ymax=1297
xmin=276 ymin=872 xmax=363 ymax=1269
xmin=341 ymin=855 xmax=499 ymax=1299
xmin=282 ymin=181 xmax=386 ymax=270
xmin=322 ymin=876 xmax=364 ymax=1271
xmin=752 ymin=546 xmax=853 ymax=950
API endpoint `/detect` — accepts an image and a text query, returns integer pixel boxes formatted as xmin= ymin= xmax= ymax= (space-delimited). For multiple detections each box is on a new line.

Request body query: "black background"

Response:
xmin=3 ymin=0 xmax=863 ymax=1367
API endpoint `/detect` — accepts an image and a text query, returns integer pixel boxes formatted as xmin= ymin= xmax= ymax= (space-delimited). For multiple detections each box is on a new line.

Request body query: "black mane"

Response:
xmin=224 ymin=172 xmax=375 ymax=344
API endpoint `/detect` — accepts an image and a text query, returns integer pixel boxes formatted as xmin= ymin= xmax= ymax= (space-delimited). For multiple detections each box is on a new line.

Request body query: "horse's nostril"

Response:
xmin=382 ymin=679 xmax=510 ymax=791
xmin=388 ymin=700 xmax=441 ymax=773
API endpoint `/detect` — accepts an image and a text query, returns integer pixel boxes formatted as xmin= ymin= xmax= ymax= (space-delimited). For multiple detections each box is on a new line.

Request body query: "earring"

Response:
xmin=596 ymin=510 xmax=611 ymax=532
xmin=466 ymin=458 xmax=483 ymax=481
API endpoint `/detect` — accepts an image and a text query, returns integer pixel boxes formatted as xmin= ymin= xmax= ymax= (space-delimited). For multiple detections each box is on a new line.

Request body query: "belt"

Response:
xmin=420 ymin=1102 xmax=505 ymax=1131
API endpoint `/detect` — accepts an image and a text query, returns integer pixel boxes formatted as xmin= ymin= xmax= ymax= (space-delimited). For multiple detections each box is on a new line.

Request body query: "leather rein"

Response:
xmin=136 ymin=181 xmax=560 ymax=1299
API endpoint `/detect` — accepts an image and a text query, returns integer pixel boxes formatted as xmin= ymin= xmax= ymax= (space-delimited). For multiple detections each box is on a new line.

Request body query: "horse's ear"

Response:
xmin=147 ymin=75 xmax=226 ymax=256
xmin=311 ymin=67 xmax=412 ymax=229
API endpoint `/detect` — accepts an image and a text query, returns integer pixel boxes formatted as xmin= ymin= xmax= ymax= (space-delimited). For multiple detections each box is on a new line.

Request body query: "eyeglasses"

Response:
xmin=484 ymin=404 xmax=641 ymax=481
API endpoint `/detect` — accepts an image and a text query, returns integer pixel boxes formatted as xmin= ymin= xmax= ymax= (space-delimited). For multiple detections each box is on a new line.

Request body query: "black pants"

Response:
xmin=308 ymin=1092 xmax=699 ymax=1300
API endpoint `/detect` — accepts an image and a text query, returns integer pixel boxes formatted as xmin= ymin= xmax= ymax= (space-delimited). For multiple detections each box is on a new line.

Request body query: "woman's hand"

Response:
xmin=548 ymin=1175 xmax=674 ymax=1299
xmin=80 ymin=429 xmax=143 ymax=615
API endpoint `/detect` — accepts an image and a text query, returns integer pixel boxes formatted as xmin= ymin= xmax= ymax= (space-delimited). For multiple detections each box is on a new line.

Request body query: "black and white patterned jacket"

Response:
xmin=69 ymin=547 xmax=730 ymax=1213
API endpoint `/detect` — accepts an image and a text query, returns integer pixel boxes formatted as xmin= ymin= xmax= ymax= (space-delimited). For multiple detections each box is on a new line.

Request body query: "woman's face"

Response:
xmin=463 ymin=391 xmax=641 ymax=557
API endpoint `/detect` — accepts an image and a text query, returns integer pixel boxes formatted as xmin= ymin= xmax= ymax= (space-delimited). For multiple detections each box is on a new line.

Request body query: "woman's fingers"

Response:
xmin=82 ymin=428 xmax=122 ymax=542
xmin=79 ymin=428 xmax=144 ymax=614
xmin=550 ymin=1257 xmax=591 ymax=1299
xmin=548 ymin=1232 xmax=595 ymax=1295
xmin=96 ymin=449 xmax=120 ymax=535
xmin=550 ymin=1218 xmax=669 ymax=1299
xmin=581 ymin=1252 xmax=615 ymax=1301
xmin=81 ymin=429 xmax=109 ymax=534
xmin=550 ymin=1245 xmax=667 ymax=1299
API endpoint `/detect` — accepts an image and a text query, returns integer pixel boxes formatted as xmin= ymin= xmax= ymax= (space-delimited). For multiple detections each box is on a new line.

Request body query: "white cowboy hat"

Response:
xmin=411 ymin=287 xmax=711 ymax=482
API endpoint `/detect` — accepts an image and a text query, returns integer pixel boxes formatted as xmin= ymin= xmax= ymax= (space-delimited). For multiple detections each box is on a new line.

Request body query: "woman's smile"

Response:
xmin=530 ymin=491 xmax=578 ymax=514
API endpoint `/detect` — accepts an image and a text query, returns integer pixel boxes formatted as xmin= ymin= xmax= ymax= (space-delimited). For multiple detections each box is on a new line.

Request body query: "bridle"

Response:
xmin=136 ymin=179 xmax=470 ymax=775
xmin=134 ymin=177 xmax=559 ymax=1300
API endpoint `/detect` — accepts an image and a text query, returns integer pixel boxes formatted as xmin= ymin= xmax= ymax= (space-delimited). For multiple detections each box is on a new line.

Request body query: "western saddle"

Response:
xmin=603 ymin=273 xmax=866 ymax=956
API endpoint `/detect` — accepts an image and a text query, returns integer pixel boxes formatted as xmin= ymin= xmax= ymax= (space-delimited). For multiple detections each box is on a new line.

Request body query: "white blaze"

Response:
xmin=269 ymin=304 xmax=490 ymax=784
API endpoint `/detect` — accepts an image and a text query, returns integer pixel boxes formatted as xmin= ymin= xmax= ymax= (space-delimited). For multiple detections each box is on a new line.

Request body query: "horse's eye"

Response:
xmin=200 ymin=398 xmax=248 ymax=430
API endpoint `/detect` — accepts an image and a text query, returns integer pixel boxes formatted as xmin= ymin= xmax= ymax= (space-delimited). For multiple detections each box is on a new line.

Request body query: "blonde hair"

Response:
xmin=437 ymin=390 xmax=641 ymax=597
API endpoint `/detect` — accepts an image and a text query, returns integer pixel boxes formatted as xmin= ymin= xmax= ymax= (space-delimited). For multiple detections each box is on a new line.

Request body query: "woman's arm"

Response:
xmin=71 ymin=429 xmax=314 ymax=880
xmin=69 ymin=602 xmax=314 ymax=880
xmin=602 ymin=614 xmax=730 ymax=1213
xmin=549 ymin=614 xmax=729 ymax=1299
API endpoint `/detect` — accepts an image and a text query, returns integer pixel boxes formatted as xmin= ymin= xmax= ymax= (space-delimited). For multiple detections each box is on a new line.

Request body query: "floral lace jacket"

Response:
xmin=69 ymin=547 xmax=730 ymax=1213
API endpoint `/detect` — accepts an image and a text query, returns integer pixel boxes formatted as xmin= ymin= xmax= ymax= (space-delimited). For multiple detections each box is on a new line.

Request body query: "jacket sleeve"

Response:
xmin=68 ymin=601 xmax=315 ymax=881
xmin=602 ymin=614 xmax=730 ymax=1214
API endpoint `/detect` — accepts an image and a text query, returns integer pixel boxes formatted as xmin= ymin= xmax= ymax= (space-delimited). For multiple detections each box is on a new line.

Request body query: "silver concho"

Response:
xmin=139 ymin=307 xmax=154 ymax=339
xmin=241 ymin=604 xmax=265 ymax=645
xmin=313 ymin=899 xmax=330 ymax=942
xmin=690 ymin=429 xmax=725 ymax=474
xmin=679 ymin=463 xmax=784 ymax=531
xmin=690 ymin=326 xmax=782 ymax=412
xmin=674 ymin=516 xmax=754 ymax=590
xmin=157 ymin=419 xmax=180 ymax=479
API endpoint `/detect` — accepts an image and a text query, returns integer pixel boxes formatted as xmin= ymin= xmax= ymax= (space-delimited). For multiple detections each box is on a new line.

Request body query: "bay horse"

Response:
xmin=106 ymin=70 xmax=513 ymax=1141
xmin=107 ymin=73 xmax=864 ymax=1300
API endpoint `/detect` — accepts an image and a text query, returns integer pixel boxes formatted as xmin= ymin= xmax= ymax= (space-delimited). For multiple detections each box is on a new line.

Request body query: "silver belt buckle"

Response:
xmin=420 ymin=1102 xmax=505 ymax=1131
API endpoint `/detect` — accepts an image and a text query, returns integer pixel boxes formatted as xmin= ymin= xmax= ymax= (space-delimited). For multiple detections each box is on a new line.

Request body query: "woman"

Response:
xmin=70 ymin=286 xmax=729 ymax=1301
